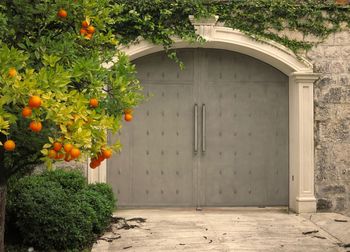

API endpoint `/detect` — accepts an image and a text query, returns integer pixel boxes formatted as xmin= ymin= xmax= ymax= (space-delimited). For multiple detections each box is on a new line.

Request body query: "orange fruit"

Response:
xmin=80 ymin=28 xmax=87 ymax=35
xmin=53 ymin=142 xmax=62 ymax=152
xmin=102 ymin=149 xmax=112 ymax=159
xmin=86 ymin=25 xmax=95 ymax=34
xmin=29 ymin=121 xmax=42 ymax=132
xmin=4 ymin=140 xmax=15 ymax=151
xmin=84 ymin=33 xmax=93 ymax=40
xmin=70 ymin=148 xmax=80 ymax=158
xmin=82 ymin=20 xmax=89 ymax=28
xmin=64 ymin=153 xmax=73 ymax=162
xmin=63 ymin=143 xmax=73 ymax=153
xmin=22 ymin=107 xmax=32 ymax=118
xmin=89 ymin=98 xmax=98 ymax=108
xmin=48 ymin=149 xmax=57 ymax=159
xmin=124 ymin=113 xmax=133 ymax=122
xmin=8 ymin=68 xmax=17 ymax=77
xmin=57 ymin=9 xmax=67 ymax=18
xmin=55 ymin=153 xmax=64 ymax=160
xmin=28 ymin=96 xmax=42 ymax=108
xmin=97 ymin=154 xmax=105 ymax=162
xmin=89 ymin=158 xmax=100 ymax=169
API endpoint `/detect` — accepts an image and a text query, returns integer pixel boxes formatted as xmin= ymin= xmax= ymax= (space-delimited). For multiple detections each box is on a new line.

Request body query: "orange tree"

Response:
xmin=0 ymin=0 xmax=206 ymax=249
xmin=0 ymin=1 xmax=145 ymax=251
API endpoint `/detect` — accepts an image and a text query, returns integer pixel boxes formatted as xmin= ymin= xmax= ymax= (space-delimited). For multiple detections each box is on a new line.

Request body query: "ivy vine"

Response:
xmin=114 ymin=0 xmax=350 ymax=55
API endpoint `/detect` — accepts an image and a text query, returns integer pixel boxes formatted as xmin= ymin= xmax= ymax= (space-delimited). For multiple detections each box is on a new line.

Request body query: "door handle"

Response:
xmin=202 ymin=104 xmax=206 ymax=153
xmin=194 ymin=103 xmax=198 ymax=154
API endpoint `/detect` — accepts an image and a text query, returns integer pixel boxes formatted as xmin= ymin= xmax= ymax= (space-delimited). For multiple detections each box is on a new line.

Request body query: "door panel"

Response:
xmin=199 ymin=49 xmax=288 ymax=206
xmin=107 ymin=50 xmax=197 ymax=206
xmin=108 ymin=48 xmax=289 ymax=207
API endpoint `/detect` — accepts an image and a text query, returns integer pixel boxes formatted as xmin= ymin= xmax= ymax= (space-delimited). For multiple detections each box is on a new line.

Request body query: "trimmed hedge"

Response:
xmin=6 ymin=169 xmax=116 ymax=251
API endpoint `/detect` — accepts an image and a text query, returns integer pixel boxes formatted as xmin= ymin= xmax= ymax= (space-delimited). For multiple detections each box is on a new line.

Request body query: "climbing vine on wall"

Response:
xmin=215 ymin=0 xmax=350 ymax=53
xmin=114 ymin=0 xmax=350 ymax=55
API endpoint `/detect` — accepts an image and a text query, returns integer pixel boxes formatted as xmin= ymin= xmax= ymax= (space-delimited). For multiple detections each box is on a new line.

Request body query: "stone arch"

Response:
xmin=89 ymin=17 xmax=319 ymax=213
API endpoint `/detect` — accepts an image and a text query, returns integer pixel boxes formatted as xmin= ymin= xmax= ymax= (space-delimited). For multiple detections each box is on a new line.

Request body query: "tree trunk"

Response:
xmin=0 ymin=182 xmax=6 ymax=252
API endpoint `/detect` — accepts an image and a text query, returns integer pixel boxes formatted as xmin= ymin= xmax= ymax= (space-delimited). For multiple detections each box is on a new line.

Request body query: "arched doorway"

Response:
xmin=108 ymin=48 xmax=289 ymax=207
xmin=88 ymin=19 xmax=319 ymax=213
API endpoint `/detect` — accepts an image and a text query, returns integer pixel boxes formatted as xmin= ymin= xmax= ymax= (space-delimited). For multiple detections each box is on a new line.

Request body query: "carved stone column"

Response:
xmin=289 ymin=72 xmax=319 ymax=213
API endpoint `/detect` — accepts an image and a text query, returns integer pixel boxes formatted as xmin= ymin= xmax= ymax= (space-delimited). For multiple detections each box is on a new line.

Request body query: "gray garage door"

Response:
xmin=107 ymin=49 xmax=289 ymax=207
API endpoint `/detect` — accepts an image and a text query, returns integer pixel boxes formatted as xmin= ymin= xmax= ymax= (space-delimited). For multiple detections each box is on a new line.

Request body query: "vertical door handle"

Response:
xmin=194 ymin=103 xmax=198 ymax=154
xmin=202 ymin=104 xmax=206 ymax=153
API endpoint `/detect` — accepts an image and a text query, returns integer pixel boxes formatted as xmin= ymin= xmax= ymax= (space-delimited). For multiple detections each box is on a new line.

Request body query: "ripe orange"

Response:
xmin=84 ymin=33 xmax=93 ymax=40
xmin=86 ymin=25 xmax=95 ymax=34
xmin=28 ymin=96 xmax=42 ymax=108
xmin=63 ymin=143 xmax=73 ymax=153
xmin=89 ymin=98 xmax=98 ymax=108
xmin=4 ymin=140 xmax=15 ymax=151
xmin=48 ymin=149 xmax=57 ymax=159
xmin=80 ymin=28 xmax=87 ymax=35
xmin=22 ymin=107 xmax=32 ymax=118
xmin=82 ymin=20 xmax=89 ymax=28
xmin=55 ymin=153 xmax=64 ymax=160
xmin=124 ymin=113 xmax=133 ymax=122
xmin=70 ymin=148 xmax=80 ymax=158
xmin=102 ymin=149 xmax=112 ymax=159
xmin=8 ymin=68 xmax=17 ymax=78
xmin=53 ymin=142 xmax=62 ymax=152
xmin=97 ymin=154 xmax=105 ymax=162
xmin=29 ymin=121 xmax=42 ymax=132
xmin=89 ymin=158 xmax=100 ymax=169
xmin=64 ymin=153 xmax=73 ymax=162
xmin=57 ymin=9 xmax=67 ymax=18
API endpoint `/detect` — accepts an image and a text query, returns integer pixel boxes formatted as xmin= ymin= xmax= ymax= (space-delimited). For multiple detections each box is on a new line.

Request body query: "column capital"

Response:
xmin=289 ymin=72 xmax=320 ymax=83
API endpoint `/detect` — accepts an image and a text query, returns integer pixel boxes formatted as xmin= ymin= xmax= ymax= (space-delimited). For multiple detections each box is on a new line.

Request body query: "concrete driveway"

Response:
xmin=92 ymin=208 xmax=350 ymax=252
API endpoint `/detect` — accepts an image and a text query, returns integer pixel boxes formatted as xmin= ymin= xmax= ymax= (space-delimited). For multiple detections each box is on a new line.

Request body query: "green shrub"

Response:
xmin=77 ymin=189 xmax=113 ymax=234
xmin=88 ymin=183 xmax=116 ymax=209
xmin=41 ymin=169 xmax=87 ymax=193
xmin=6 ymin=170 xmax=116 ymax=251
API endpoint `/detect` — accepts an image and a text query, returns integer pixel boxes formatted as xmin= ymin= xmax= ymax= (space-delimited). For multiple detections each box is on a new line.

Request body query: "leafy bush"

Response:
xmin=88 ymin=183 xmax=116 ymax=209
xmin=6 ymin=170 xmax=116 ymax=251
xmin=86 ymin=183 xmax=116 ymax=233
xmin=41 ymin=169 xmax=87 ymax=193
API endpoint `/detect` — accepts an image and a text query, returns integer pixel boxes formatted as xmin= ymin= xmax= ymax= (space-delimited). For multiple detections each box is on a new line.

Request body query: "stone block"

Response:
xmin=314 ymin=106 xmax=330 ymax=122
xmin=322 ymin=33 xmax=335 ymax=45
xmin=314 ymin=61 xmax=330 ymax=73
xmin=315 ymin=75 xmax=337 ymax=88
xmin=330 ymin=61 xmax=345 ymax=74
xmin=323 ymin=87 xmax=342 ymax=103
xmin=342 ymin=46 xmax=350 ymax=59
xmin=322 ymin=185 xmax=346 ymax=194
xmin=306 ymin=46 xmax=323 ymax=60
xmin=334 ymin=31 xmax=350 ymax=45
xmin=324 ymin=46 xmax=341 ymax=58
xmin=317 ymin=198 xmax=333 ymax=211
xmin=339 ymin=74 xmax=350 ymax=86
xmin=335 ymin=197 xmax=346 ymax=211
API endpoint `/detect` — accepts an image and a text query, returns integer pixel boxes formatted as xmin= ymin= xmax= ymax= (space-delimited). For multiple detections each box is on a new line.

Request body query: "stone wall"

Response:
xmin=307 ymin=30 xmax=350 ymax=216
